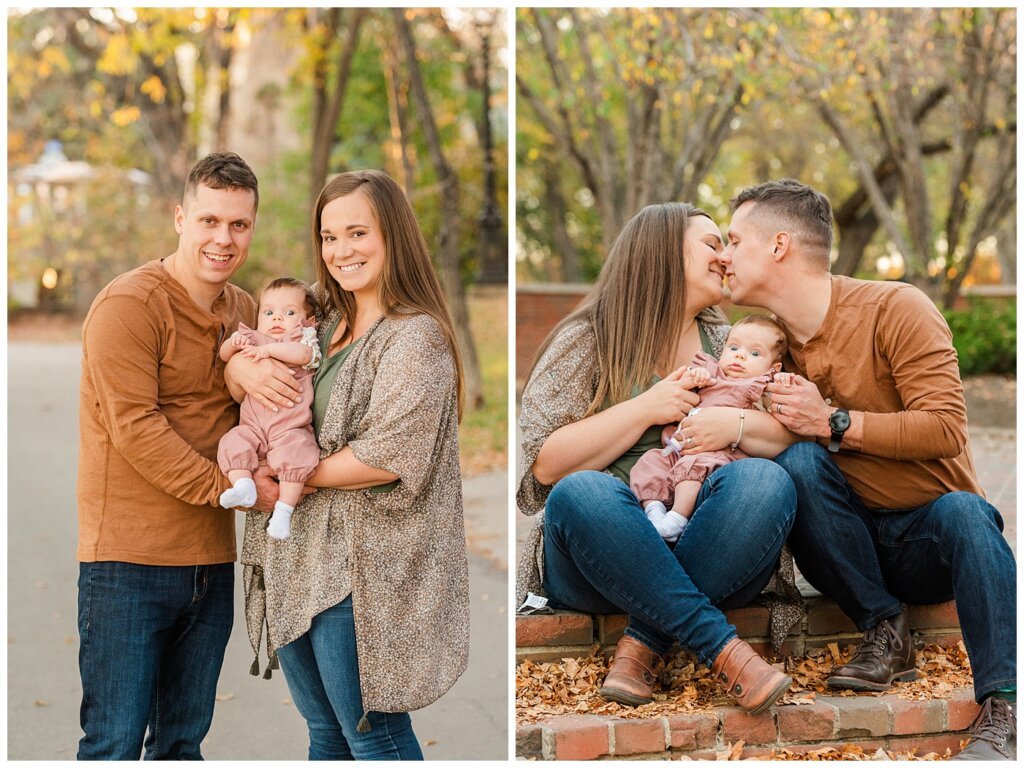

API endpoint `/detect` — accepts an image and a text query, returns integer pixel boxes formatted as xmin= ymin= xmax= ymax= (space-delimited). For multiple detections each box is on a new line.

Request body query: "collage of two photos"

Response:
xmin=6 ymin=5 xmax=1018 ymax=764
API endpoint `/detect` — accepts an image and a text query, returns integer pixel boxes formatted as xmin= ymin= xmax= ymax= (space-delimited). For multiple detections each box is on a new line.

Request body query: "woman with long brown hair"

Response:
xmin=517 ymin=202 xmax=802 ymax=714
xmin=230 ymin=170 xmax=468 ymax=759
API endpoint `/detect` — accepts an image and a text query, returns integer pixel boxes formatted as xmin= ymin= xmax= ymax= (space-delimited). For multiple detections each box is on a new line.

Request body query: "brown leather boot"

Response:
xmin=827 ymin=610 xmax=917 ymax=692
xmin=711 ymin=637 xmax=793 ymax=715
xmin=598 ymin=635 xmax=661 ymax=706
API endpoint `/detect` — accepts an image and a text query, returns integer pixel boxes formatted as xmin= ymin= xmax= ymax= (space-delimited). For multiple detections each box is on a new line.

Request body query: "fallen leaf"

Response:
xmin=423 ymin=739 xmax=437 ymax=746
xmin=33 ymin=700 xmax=50 ymax=707
xmin=215 ymin=693 xmax=235 ymax=702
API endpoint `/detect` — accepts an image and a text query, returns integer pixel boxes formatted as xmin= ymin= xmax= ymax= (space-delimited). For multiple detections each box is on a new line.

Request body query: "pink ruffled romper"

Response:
xmin=630 ymin=352 xmax=773 ymax=507
xmin=217 ymin=323 xmax=321 ymax=485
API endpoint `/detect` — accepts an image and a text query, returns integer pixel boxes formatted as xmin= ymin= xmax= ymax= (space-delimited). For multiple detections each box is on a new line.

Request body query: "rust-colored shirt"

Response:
xmin=77 ymin=259 xmax=256 ymax=565
xmin=781 ymin=275 xmax=982 ymax=509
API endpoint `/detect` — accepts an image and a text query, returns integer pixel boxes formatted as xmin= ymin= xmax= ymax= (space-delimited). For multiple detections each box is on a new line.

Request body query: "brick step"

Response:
xmin=516 ymin=689 xmax=978 ymax=760
xmin=516 ymin=597 xmax=962 ymax=663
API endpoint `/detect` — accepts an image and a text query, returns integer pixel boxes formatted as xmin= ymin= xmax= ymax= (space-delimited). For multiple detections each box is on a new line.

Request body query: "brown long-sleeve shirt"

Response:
xmin=781 ymin=275 xmax=982 ymax=509
xmin=77 ymin=259 xmax=256 ymax=565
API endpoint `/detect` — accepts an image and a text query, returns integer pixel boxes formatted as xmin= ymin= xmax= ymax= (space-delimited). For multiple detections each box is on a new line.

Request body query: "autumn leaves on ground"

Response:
xmin=517 ymin=642 xmax=974 ymax=760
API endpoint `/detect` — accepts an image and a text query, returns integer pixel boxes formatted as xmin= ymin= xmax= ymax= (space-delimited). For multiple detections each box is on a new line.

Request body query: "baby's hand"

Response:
xmin=682 ymin=366 xmax=714 ymax=389
xmin=231 ymin=332 xmax=252 ymax=349
xmin=240 ymin=345 xmax=270 ymax=361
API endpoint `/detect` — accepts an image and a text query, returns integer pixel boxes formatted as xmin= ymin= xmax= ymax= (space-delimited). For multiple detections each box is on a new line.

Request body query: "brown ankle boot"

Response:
xmin=827 ymin=610 xmax=917 ymax=692
xmin=711 ymin=637 xmax=793 ymax=715
xmin=599 ymin=635 xmax=661 ymax=706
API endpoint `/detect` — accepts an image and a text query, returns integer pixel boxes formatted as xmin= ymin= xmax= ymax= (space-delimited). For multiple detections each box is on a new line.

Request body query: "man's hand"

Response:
xmin=252 ymin=463 xmax=316 ymax=512
xmin=764 ymin=373 xmax=831 ymax=438
xmin=224 ymin=354 xmax=302 ymax=412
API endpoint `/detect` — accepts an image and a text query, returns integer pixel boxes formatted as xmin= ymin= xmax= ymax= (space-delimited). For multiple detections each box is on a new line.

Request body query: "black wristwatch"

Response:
xmin=828 ymin=408 xmax=850 ymax=453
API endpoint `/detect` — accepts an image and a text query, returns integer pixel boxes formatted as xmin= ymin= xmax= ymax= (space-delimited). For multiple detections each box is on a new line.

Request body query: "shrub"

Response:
xmin=942 ymin=299 xmax=1016 ymax=377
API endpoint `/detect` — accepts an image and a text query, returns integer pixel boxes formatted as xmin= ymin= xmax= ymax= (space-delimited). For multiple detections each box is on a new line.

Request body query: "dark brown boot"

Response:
xmin=711 ymin=637 xmax=793 ymax=715
xmin=599 ymin=635 xmax=661 ymax=706
xmin=827 ymin=609 xmax=917 ymax=692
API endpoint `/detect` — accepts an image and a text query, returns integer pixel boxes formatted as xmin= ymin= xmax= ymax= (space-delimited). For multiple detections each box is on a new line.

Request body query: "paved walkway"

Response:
xmin=7 ymin=342 xmax=507 ymax=760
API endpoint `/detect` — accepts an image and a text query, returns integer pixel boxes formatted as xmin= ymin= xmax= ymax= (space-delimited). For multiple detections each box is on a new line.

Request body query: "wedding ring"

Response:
xmin=776 ymin=403 xmax=783 ymax=415
xmin=686 ymin=436 xmax=695 ymax=447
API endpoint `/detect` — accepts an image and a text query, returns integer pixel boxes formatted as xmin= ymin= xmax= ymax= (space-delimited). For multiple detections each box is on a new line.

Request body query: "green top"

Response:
xmin=605 ymin=322 xmax=713 ymax=484
xmin=312 ymin=315 xmax=398 ymax=494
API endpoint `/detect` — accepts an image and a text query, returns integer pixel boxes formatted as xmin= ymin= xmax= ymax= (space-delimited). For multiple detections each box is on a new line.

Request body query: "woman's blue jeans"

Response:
xmin=77 ymin=561 xmax=234 ymax=760
xmin=276 ymin=596 xmax=423 ymax=761
xmin=775 ymin=441 xmax=1017 ymax=702
xmin=543 ymin=459 xmax=796 ymax=665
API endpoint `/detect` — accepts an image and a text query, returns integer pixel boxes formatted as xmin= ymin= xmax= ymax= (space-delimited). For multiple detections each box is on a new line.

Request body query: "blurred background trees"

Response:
xmin=9 ymin=7 xmax=509 ymax=411
xmin=516 ymin=7 xmax=1016 ymax=314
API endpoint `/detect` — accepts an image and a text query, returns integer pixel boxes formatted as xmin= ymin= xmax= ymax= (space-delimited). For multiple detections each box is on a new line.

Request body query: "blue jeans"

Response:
xmin=775 ymin=441 xmax=1017 ymax=701
xmin=77 ymin=561 xmax=234 ymax=760
xmin=543 ymin=460 xmax=796 ymax=665
xmin=276 ymin=596 xmax=423 ymax=761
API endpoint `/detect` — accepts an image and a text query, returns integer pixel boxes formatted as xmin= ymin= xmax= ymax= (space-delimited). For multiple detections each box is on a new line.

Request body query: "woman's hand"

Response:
xmin=637 ymin=366 xmax=702 ymax=425
xmin=678 ymin=406 xmax=739 ymax=454
xmin=224 ymin=354 xmax=303 ymax=411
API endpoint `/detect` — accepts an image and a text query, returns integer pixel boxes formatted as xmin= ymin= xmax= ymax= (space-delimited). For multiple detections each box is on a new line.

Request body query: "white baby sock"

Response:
xmin=644 ymin=500 xmax=668 ymax=523
xmin=219 ymin=477 xmax=257 ymax=509
xmin=652 ymin=510 xmax=689 ymax=544
xmin=266 ymin=501 xmax=294 ymax=540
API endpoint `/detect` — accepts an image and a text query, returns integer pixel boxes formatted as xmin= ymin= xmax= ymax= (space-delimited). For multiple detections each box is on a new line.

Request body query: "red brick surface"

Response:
xmin=908 ymin=601 xmax=960 ymax=629
xmin=595 ymin=614 xmax=629 ymax=644
xmin=889 ymin=732 xmax=966 ymax=756
xmin=806 ymin=599 xmax=859 ymax=635
xmin=516 ymin=611 xmax=593 ymax=647
xmin=946 ymin=692 xmax=981 ymax=731
xmin=516 ymin=646 xmax=594 ymax=664
xmin=516 ymin=288 xmax=587 ymax=381
xmin=666 ymin=712 xmax=719 ymax=749
xmin=610 ymin=718 xmax=667 ymax=756
xmin=724 ymin=604 xmax=771 ymax=638
xmin=826 ymin=696 xmax=891 ymax=737
xmin=889 ymin=698 xmax=945 ymax=736
xmin=777 ymin=701 xmax=837 ymax=742
xmin=546 ymin=714 xmax=610 ymax=760
xmin=721 ymin=707 xmax=778 ymax=745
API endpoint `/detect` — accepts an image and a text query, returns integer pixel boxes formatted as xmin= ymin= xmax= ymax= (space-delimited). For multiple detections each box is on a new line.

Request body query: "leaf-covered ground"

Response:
xmin=518 ymin=643 xmax=972 ymax=759
xmin=517 ymin=642 xmax=972 ymax=724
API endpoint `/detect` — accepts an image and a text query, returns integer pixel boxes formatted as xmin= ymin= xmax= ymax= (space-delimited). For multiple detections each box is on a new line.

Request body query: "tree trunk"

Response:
xmin=309 ymin=8 xmax=367 ymax=207
xmin=393 ymin=9 xmax=484 ymax=409
xmin=542 ymin=158 xmax=582 ymax=282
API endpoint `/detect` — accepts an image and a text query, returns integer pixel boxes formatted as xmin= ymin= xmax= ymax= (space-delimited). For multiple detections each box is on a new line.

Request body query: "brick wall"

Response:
xmin=516 ymin=284 xmax=590 ymax=383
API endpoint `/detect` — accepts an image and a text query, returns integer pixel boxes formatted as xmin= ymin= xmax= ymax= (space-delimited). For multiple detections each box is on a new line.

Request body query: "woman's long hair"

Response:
xmin=313 ymin=169 xmax=465 ymax=419
xmin=529 ymin=202 xmax=727 ymax=416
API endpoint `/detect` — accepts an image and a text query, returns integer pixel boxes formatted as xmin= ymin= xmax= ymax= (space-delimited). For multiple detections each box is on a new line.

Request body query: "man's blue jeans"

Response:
xmin=77 ymin=561 xmax=234 ymax=760
xmin=276 ymin=596 xmax=423 ymax=761
xmin=775 ymin=441 xmax=1017 ymax=702
xmin=543 ymin=459 xmax=796 ymax=665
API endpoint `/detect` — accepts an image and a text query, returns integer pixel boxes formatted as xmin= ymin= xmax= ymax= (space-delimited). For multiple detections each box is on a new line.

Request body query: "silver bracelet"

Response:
xmin=730 ymin=409 xmax=745 ymax=451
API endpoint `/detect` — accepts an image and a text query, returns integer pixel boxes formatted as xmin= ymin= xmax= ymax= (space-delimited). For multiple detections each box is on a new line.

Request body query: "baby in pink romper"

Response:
xmin=218 ymin=277 xmax=322 ymax=539
xmin=630 ymin=315 xmax=787 ymax=543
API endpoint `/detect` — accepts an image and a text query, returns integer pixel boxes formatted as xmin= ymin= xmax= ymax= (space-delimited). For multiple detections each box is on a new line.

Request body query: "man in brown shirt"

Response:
xmin=720 ymin=179 xmax=1015 ymax=761
xmin=76 ymin=153 xmax=297 ymax=759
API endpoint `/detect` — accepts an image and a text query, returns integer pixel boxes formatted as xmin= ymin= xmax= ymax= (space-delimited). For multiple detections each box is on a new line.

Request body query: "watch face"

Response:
xmin=830 ymin=410 xmax=851 ymax=431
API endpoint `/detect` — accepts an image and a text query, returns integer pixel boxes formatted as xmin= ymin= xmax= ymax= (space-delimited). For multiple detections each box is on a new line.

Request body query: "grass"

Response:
xmin=459 ymin=285 xmax=509 ymax=477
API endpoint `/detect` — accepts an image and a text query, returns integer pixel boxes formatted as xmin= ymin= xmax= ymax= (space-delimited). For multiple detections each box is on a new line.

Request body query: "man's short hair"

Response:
xmin=183 ymin=152 xmax=259 ymax=211
xmin=731 ymin=178 xmax=833 ymax=267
